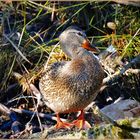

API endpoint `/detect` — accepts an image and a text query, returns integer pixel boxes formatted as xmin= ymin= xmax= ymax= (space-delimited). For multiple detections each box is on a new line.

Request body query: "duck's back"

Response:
xmin=39 ymin=53 xmax=104 ymax=113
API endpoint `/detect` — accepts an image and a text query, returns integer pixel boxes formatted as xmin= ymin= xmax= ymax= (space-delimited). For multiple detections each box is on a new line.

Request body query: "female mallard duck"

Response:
xmin=39 ymin=26 xmax=104 ymax=129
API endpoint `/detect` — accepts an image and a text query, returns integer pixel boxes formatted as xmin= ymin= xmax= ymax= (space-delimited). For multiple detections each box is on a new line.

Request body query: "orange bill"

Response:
xmin=82 ymin=39 xmax=100 ymax=53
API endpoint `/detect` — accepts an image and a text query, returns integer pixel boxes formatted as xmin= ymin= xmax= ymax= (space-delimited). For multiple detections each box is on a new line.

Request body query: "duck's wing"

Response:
xmin=42 ymin=61 xmax=66 ymax=79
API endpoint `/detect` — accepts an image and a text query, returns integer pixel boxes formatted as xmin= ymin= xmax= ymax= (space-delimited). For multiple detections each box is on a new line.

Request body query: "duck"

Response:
xmin=39 ymin=26 xmax=104 ymax=129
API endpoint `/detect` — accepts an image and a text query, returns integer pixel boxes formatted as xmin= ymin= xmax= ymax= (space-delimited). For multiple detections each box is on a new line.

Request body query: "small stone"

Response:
xmin=107 ymin=22 xmax=117 ymax=30
xmin=101 ymin=99 xmax=140 ymax=120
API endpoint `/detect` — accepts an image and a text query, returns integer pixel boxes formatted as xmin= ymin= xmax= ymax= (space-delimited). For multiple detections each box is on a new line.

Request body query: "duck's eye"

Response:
xmin=76 ymin=32 xmax=84 ymax=37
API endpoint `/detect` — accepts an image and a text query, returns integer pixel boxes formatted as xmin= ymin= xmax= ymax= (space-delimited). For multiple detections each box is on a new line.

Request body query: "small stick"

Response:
xmin=103 ymin=55 xmax=140 ymax=85
xmin=0 ymin=103 xmax=22 ymax=134
xmin=0 ymin=103 xmax=11 ymax=115
xmin=10 ymin=108 xmax=67 ymax=122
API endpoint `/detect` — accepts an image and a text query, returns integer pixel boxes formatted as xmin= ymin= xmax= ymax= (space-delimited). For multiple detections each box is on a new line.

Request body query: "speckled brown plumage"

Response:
xmin=39 ymin=26 xmax=104 ymax=129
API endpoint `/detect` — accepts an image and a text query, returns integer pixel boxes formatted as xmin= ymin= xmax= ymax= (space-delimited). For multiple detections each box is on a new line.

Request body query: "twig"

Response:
xmin=7 ymin=96 xmax=37 ymax=104
xmin=125 ymin=68 xmax=140 ymax=75
xmin=29 ymin=83 xmax=42 ymax=105
xmin=51 ymin=2 xmax=56 ymax=22
xmin=103 ymin=55 xmax=140 ymax=85
xmin=13 ymin=71 xmax=45 ymax=130
xmin=0 ymin=103 xmax=22 ymax=134
xmin=112 ymin=0 xmax=140 ymax=7
xmin=44 ymin=42 xmax=59 ymax=70
xmin=0 ymin=103 xmax=11 ymax=115
xmin=94 ymin=0 xmax=140 ymax=7
xmin=28 ymin=0 xmax=55 ymax=11
xmin=10 ymin=108 xmax=67 ymax=123
xmin=29 ymin=84 xmax=43 ymax=131
xmin=13 ymin=72 xmax=43 ymax=130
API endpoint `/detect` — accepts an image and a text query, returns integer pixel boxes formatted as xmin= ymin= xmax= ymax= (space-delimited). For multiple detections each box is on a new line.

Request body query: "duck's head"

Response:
xmin=59 ymin=26 xmax=100 ymax=58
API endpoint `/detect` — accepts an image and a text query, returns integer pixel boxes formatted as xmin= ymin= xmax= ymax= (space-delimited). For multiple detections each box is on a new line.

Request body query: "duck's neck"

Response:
xmin=72 ymin=47 xmax=91 ymax=59
xmin=62 ymin=45 xmax=91 ymax=59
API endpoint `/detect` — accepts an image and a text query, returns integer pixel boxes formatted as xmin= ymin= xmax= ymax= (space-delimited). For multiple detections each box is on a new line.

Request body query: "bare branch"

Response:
xmin=10 ymin=108 xmax=67 ymax=123
xmin=103 ymin=55 xmax=140 ymax=85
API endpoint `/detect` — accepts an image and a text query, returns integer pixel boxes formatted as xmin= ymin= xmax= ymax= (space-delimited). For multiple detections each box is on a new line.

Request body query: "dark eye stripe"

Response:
xmin=77 ymin=32 xmax=83 ymax=36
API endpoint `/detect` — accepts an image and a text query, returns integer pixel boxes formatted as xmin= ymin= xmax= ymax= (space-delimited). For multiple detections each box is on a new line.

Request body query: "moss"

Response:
xmin=81 ymin=131 xmax=86 ymax=137
xmin=102 ymin=127 xmax=107 ymax=136
xmin=118 ymin=119 xmax=132 ymax=127
xmin=116 ymin=118 xmax=139 ymax=139
xmin=136 ymin=119 xmax=140 ymax=126
xmin=94 ymin=126 xmax=101 ymax=138
xmin=118 ymin=129 xmax=135 ymax=139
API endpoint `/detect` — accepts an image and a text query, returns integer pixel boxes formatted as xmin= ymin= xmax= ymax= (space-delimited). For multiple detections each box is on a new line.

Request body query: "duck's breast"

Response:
xmin=39 ymin=56 xmax=104 ymax=113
